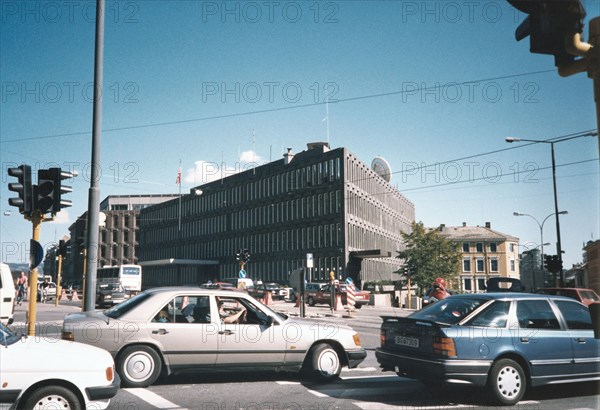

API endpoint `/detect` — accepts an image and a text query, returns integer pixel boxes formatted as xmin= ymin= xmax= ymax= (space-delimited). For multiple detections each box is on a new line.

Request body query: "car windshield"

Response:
xmin=411 ymin=297 xmax=488 ymax=325
xmin=0 ymin=323 xmax=21 ymax=346
xmin=580 ymin=290 xmax=600 ymax=302
xmin=104 ymin=291 xmax=152 ymax=318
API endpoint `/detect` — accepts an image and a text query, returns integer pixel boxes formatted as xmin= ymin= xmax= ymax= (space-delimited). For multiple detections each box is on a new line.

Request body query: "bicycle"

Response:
xmin=16 ymin=285 xmax=25 ymax=305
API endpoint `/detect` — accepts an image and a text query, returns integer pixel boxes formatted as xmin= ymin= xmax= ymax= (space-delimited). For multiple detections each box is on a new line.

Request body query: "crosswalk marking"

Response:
xmin=124 ymin=387 xmax=188 ymax=409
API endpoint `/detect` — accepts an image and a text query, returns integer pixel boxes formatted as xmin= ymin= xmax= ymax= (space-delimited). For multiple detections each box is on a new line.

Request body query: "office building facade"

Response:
xmin=138 ymin=143 xmax=415 ymax=287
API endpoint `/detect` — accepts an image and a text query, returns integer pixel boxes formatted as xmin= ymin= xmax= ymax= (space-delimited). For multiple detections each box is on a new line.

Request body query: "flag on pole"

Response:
xmin=176 ymin=166 xmax=182 ymax=185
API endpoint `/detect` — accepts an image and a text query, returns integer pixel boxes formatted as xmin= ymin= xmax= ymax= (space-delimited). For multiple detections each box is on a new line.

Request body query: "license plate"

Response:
xmin=394 ymin=336 xmax=419 ymax=348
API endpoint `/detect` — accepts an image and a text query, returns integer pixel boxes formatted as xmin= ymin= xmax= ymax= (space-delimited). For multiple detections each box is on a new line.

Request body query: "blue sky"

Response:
xmin=1 ymin=0 xmax=598 ymax=271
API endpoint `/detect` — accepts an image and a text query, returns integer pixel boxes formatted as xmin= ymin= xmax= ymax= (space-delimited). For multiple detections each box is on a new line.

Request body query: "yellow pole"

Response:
xmin=27 ymin=211 xmax=43 ymax=336
xmin=54 ymin=254 xmax=63 ymax=307
xmin=407 ymin=274 xmax=411 ymax=310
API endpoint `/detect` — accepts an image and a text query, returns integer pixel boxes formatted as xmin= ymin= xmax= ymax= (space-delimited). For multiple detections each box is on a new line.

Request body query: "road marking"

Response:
xmin=124 ymin=388 xmax=187 ymax=409
xmin=343 ymin=366 xmax=378 ymax=372
xmin=353 ymin=403 xmax=472 ymax=409
xmin=276 ymin=381 xmax=301 ymax=385
xmin=340 ymin=374 xmax=399 ymax=381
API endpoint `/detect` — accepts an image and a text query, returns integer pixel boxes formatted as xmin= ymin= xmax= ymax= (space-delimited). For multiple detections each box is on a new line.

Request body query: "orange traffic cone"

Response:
xmin=60 ymin=288 xmax=68 ymax=301
xmin=294 ymin=294 xmax=301 ymax=307
xmin=70 ymin=290 xmax=80 ymax=302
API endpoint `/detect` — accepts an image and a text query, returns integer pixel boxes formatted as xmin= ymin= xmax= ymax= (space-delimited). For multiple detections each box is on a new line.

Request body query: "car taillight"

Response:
xmin=380 ymin=330 xmax=386 ymax=345
xmin=432 ymin=337 xmax=456 ymax=357
xmin=62 ymin=331 xmax=74 ymax=341
xmin=106 ymin=366 xmax=114 ymax=382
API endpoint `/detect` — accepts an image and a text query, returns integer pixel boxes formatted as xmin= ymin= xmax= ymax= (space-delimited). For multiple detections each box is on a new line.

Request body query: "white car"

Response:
xmin=0 ymin=323 xmax=120 ymax=409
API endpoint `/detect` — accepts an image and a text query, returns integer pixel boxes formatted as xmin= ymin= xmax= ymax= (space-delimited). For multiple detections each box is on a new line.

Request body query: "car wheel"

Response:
xmin=488 ymin=358 xmax=526 ymax=406
xmin=307 ymin=296 xmax=315 ymax=306
xmin=305 ymin=343 xmax=341 ymax=381
xmin=23 ymin=385 xmax=82 ymax=410
xmin=117 ymin=345 xmax=162 ymax=388
xmin=290 ymin=293 xmax=297 ymax=302
xmin=354 ymin=304 xmax=363 ymax=310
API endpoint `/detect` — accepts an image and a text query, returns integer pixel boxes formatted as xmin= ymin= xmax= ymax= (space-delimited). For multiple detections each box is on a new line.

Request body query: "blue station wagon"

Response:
xmin=376 ymin=293 xmax=600 ymax=405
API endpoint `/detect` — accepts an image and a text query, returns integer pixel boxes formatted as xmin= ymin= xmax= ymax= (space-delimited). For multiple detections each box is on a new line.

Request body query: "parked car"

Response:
xmin=221 ymin=277 xmax=254 ymax=291
xmin=308 ymin=283 xmax=370 ymax=309
xmin=289 ymin=282 xmax=327 ymax=302
xmin=96 ymin=282 xmax=127 ymax=308
xmin=62 ymin=287 xmax=366 ymax=388
xmin=536 ymin=287 xmax=600 ymax=306
xmin=376 ymin=293 xmax=600 ymax=405
xmin=36 ymin=280 xmax=57 ymax=302
xmin=0 ymin=322 xmax=120 ymax=409
xmin=485 ymin=277 xmax=522 ymax=292
xmin=200 ymin=282 xmax=236 ymax=290
xmin=251 ymin=282 xmax=289 ymax=300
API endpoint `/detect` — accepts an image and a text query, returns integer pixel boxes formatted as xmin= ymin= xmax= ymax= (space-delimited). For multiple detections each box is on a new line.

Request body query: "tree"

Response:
xmin=397 ymin=221 xmax=461 ymax=293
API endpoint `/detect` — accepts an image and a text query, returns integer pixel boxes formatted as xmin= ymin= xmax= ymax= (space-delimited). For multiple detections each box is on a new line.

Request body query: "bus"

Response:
xmin=96 ymin=264 xmax=142 ymax=293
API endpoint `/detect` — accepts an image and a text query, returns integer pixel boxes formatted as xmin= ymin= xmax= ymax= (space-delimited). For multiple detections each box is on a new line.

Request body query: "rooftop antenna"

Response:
xmin=323 ymin=96 xmax=330 ymax=143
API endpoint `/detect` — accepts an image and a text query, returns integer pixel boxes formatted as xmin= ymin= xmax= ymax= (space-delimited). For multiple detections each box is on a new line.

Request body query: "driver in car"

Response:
xmin=217 ymin=297 xmax=246 ymax=324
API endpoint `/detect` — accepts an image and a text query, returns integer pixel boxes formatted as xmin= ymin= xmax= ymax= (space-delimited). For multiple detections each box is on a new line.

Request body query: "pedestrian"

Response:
xmin=40 ymin=277 xmax=50 ymax=303
xmin=15 ymin=272 xmax=28 ymax=305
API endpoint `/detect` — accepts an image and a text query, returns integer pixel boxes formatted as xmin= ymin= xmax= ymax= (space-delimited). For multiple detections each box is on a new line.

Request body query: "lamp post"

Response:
xmin=506 ymin=132 xmax=597 ymax=287
xmin=513 ymin=211 xmax=568 ymax=278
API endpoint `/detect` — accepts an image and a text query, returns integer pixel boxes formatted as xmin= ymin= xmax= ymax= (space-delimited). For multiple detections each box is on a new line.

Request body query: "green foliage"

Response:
xmin=397 ymin=221 xmax=461 ymax=293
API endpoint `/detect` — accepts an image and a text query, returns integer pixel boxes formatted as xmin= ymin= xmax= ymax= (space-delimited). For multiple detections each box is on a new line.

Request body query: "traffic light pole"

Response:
xmin=54 ymin=253 xmax=63 ymax=308
xmin=27 ymin=211 xmax=43 ymax=336
xmin=590 ymin=18 xmax=600 ymax=166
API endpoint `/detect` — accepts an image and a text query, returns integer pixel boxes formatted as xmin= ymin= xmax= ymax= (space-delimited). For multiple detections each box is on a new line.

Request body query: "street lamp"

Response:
xmin=506 ymin=132 xmax=597 ymax=287
xmin=513 ymin=211 xmax=568 ymax=275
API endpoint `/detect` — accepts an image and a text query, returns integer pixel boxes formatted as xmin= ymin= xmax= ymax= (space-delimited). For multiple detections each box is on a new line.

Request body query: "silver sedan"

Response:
xmin=62 ymin=287 xmax=366 ymax=387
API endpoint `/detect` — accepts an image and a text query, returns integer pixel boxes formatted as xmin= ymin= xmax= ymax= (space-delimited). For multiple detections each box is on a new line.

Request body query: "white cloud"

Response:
xmin=47 ymin=210 xmax=70 ymax=225
xmin=185 ymin=151 xmax=264 ymax=186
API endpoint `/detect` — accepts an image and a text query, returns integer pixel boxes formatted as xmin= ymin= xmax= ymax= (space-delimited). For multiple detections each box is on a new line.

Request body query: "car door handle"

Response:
xmin=576 ymin=338 xmax=587 ymax=344
xmin=219 ymin=330 xmax=234 ymax=335
xmin=520 ymin=337 xmax=529 ymax=343
xmin=152 ymin=329 xmax=169 ymax=335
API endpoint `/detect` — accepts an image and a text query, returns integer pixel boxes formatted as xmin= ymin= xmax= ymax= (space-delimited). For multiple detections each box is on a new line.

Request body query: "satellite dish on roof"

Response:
xmin=371 ymin=157 xmax=392 ymax=183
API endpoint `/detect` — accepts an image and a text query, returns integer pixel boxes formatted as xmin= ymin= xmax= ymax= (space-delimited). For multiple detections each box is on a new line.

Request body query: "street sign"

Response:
xmin=345 ymin=277 xmax=353 ymax=285
xmin=30 ymin=239 xmax=44 ymax=269
xmin=239 ymin=269 xmax=247 ymax=278
xmin=306 ymin=253 xmax=313 ymax=268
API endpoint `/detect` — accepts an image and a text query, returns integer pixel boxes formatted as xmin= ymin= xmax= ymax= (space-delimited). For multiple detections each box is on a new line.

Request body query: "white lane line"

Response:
xmin=340 ymin=374 xmax=400 ymax=381
xmin=276 ymin=381 xmax=301 ymax=385
xmin=353 ymin=403 xmax=472 ymax=410
xmin=124 ymin=388 xmax=187 ymax=409
xmin=343 ymin=367 xmax=378 ymax=372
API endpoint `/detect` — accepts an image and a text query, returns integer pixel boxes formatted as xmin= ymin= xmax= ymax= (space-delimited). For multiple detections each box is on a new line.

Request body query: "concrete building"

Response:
xmin=138 ymin=143 xmax=415 ymax=288
xmin=519 ymin=248 xmax=543 ymax=292
xmin=65 ymin=194 xmax=178 ymax=284
xmin=438 ymin=222 xmax=520 ymax=293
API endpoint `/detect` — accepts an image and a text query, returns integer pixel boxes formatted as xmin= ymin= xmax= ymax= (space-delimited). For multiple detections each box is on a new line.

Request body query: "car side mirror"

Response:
xmin=264 ymin=316 xmax=274 ymax=327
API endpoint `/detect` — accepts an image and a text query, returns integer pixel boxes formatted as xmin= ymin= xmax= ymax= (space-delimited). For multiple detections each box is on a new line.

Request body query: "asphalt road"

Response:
xmin=9 ymin=298 xmax=600 ymax=410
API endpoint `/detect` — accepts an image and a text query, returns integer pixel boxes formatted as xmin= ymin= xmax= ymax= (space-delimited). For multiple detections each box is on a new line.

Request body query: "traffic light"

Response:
xmin=7 ymin=164 xmax=32 ymax=215
xmin=507 ymin=0 xmax=587 ymax=66
xmin=243 ymin=249 xmax=250 ymax=263
xmin=544 ymin=254 xmax=563 ymax=273
xmin=36 ymin=169 xmax=56 ymax=214
xmin=52 ymin=168 xmax=75 ymax=213
xmin=35 ymin=168 xmax=75 ymax=215
xmin=58 ymin=240 xmax=68 ymax=257
xmin=235 ymin=249 xmax=242 ymax=261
